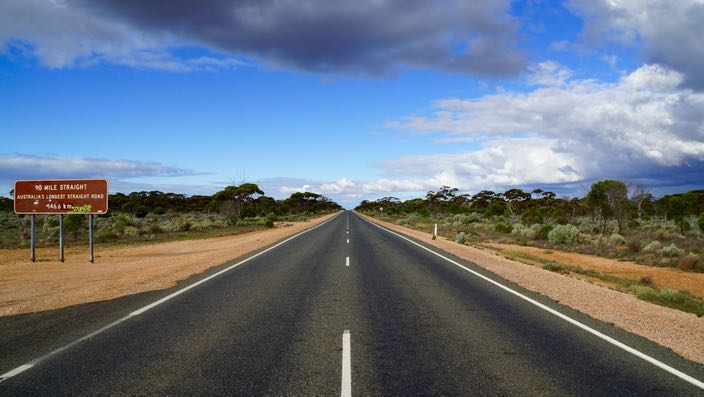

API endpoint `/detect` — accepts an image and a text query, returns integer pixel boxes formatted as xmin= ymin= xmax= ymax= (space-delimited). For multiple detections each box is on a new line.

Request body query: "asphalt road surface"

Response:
xmin=1 ymin=211 xmax=704 ymax=395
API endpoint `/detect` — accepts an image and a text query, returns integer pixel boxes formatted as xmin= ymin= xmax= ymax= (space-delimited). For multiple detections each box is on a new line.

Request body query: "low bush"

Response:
xmin=626 ymin=237 xmax=642 ymax=253
xmin=678 ymin=254 xmax=701 ymax=272
xmin=534 ymin=224 xmax=553 ymax=240
xmin=662 ymin=243 xmax=683 ymax=257
xmin=96 ymin=230 xmax=120 ymax=243
xmin=494 ymin=223 xmax=513 ymax=234
xmin=455 ymin=232 xmax=468 ymax=244
xmin=643 ymin=240 xmax=662 ymax=253
xmin=609 ymin=233 xmax=626 ymax=246
xmin=123 ymin=226 xmax=140 ymax=238
xmin=395 ymin=218 xmax=410 ymax=226
xmin=542 ymin=262 xmax=569 ymax=274
xmin=639 ymin=275 xmax=652 ymax=285
xmin=629 ymin=286 xmax=704 ymax=317
xmin=511 ymin=224 xmax=535 ymax=239
xmin=547 ymin=224 xmax=580 ymax=245
xmin=699 ymin=212 xmax=704 ymax=233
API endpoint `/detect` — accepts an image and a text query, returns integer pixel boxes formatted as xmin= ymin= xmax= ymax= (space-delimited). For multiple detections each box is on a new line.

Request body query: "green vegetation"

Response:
xmin=356 ymin=182 xmax=703 ymax=273
xmin=0 ymin=183 xmax=341 ymax=248
xmin=355 ymin=181 xmax=704 ymax=316
xmin=628 ymin=286 xmax=704 ymax=317
xmin=542 ymin=262 xmax=569 ymax=274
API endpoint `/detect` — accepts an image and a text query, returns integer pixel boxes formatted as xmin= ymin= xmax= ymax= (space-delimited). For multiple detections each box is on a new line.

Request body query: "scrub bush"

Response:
xmin=547 ymin=224 xmax=580 ymax=245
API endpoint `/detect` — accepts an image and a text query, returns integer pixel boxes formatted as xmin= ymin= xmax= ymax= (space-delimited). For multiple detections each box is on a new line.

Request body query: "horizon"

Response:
xmin=2 ymin=1 xmax=704 ymax=209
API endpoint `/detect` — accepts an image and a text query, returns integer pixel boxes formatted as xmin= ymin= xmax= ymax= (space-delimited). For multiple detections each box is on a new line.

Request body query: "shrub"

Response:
xmin=626 ymin=238 xmax=642 ymax=253
xmin=452 ymin=213 xmax=482 ymax=225
xmin=265 ymin=218 xmax=275 ymax=228
xmin=678 ymin=254 xmax=701 ymax=271
xmin=542 ymin=262 xmax=569 ymax=274
xmin=96 ymin=230 xmax=120 ymax=243
xmin=609 ymin=233 xmax=627 ymax=246
xmin=643 ymin=240 xmax=662 ymax=253
xmin=395 ymin=218 xmax=410 ymax=226
xmin=123 ymin=226 xmax=140 ymax=238
xmin=534 ymin=224 xmax=553 ymax=240
xmin=662 ymin=243 xmax=683 ymax=257
xmin=455 ymin=232 xmax=468 ymax=244
xmin=547 ymin=224 xmax=580 ymax=245
xmin=511 ymin=224 xmax=535 ymax=239
xmin=639 ymin=275 xmax=652 ymax=285
xmin=699 ymin=212 xmax=704 ymax=233
xmin=629 ymin=287 xmax=704 ymax=317
xmin=494 ymin=223 xmax=513 ymax=234
xmin=521 ymin=207 xmax=543 ymax=225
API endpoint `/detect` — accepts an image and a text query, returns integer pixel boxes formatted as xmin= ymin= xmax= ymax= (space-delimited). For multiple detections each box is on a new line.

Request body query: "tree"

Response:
xmin=667 ymin=196 xmax=688 ymax=233
xmin=629 ymin=184 xmax=652 ymax=218
xmin=502 ymin=188 xmax=531 ymax=216
xmin=587 ymin=180 xmax=628 ymax=234
xmin=471 ymin=190 xmax=497 ymax=210
xmin=213 ymin=183 xmax=264 ymax=218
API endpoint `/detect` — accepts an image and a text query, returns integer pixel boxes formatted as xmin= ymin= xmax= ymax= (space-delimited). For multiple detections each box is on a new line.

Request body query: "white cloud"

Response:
xmin=385 ymin=64 xmax=704 ymax=191
xmin=0 ymin=154 xmax=200 ymax=183
xmin=527 ymin=61 xmax=572 ymax=87
xmin=567 ymin=0 xmax=704 ymax=89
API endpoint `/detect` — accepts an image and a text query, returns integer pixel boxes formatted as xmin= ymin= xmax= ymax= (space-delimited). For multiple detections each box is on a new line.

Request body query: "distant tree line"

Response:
xmin=355 ymin=181 xmax=704 ymax=233
xmin=1 ymin=183 xmax=341 ymax=219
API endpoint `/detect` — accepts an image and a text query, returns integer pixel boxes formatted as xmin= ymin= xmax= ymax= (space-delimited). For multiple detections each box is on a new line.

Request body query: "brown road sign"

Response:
xmin=14 ymin=179 xmax=109 ymax=214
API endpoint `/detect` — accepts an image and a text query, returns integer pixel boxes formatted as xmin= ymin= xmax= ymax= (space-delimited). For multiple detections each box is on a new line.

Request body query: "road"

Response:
xmin=1 ymin=211 xmax=703 ymax=395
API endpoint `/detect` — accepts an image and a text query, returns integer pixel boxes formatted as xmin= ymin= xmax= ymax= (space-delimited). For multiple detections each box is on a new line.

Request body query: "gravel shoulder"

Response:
xmin=0 ymin=213 xmax=337 ymax=316
xmin=361 ymin=213 xmax=704 ymax=365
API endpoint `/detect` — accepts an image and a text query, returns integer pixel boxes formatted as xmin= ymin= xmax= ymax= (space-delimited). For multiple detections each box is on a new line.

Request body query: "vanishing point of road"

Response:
xmin=1 ymin=211 xmax=703 ymax=395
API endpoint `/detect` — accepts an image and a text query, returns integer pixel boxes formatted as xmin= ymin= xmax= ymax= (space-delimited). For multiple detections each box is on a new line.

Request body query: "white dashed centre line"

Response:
xmin=341 ymin=330 xmax=351 ymax=397
xmin=345 ymin=256 xmax=350 ymax=267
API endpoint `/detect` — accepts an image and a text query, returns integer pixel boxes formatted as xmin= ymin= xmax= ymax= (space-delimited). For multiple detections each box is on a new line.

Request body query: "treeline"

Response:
xmin=2 ymin=183 xmax=341 ymax=219
xmin=111 ymin=183 xmax=341 ymax=219
xmin=355 ymin=181 xmax=704 ymax=233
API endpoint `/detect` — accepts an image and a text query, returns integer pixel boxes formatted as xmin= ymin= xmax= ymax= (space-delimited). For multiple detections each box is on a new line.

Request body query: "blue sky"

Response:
xmin=2 ymin=1 xmax=703 ymax=208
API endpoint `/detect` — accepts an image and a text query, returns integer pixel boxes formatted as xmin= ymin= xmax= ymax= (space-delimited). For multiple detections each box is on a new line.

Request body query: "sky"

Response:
xmin=1 ymin=0 xmax=704 ymax=208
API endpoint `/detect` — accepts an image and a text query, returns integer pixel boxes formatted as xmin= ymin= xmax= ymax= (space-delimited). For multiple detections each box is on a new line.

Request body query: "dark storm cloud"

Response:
xmin=67 ymin=0 xmax=524 ymax=76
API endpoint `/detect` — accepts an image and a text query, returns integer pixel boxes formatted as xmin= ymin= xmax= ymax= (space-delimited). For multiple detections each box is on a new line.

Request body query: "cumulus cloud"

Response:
xmin=567 ymin=0 xmax=704 ymax=89
xmin=527 ymin=61 xmax=572 ymax=87
xmin=0 ymin=154 xmax=202 ymax=184
xmin=1 ymin=0 xmax=525 ymax=76
xmin=385 ymin=63 xmax=704 ymax=191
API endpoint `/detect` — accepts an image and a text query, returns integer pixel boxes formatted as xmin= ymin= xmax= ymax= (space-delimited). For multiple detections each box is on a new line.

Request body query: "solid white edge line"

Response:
xmin=132 ymin=213 xmax=338 ymax=315
xmin=0 ymin=364 xmax=33 ymax=382
xmin=358 ymin=213 xmax=704 ymax=391
xmin=341 ymin=330 xmax=352 ymax=397
xmin=0 ymin=213 xmax=341 ymax=384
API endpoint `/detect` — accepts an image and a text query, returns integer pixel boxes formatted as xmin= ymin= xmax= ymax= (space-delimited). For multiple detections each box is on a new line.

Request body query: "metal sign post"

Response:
xmin=30 ymin=214 xmax=36 ymax=262
xmin=88 ymin=214 xmax=94 ymax=263
xmin=59 ymin=214 xmax=64 ymax=262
